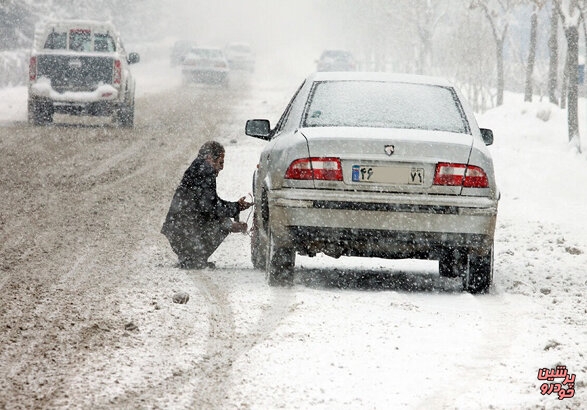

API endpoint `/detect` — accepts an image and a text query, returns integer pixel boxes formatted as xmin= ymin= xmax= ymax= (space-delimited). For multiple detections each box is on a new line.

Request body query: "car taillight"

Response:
xmin=433 ymin=162 xmax=489 ymax=188
xmin=29 ymin=56 xmax=37 ymax=81
xmin=113 ymin=59 xmax=122 ymax=84
xmin=285 ymin=157 xmax=343 ymax=181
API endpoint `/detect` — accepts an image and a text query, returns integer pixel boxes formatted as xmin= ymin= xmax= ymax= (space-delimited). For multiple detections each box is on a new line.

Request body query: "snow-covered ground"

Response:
xmin=1 ymin=60 xmax=586 ymax=409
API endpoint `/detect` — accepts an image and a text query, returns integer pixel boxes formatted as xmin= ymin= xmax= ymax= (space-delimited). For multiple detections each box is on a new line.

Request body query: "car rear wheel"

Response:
xmin=114 ymin=92 xmax=135 ymax=127
xmin=265 ymin=229 xmax=295 ymax=287
xmin=463 ymin=246 xmax=493 ymax=294
xmin=250 ymin=211 xmax=266 ymax=270
xmin=439 ymin=248 xmax=468 ymax=278
xmin=220 ymin=74 xmax=229 ymax=88
xmin=29 ymin=99 xmax=53 ymax=125
xmin=181 ymin=72 xmax=192 ymax=85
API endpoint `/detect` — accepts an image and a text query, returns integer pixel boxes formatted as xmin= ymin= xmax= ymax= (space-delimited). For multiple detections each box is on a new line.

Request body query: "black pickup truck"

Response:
xmin=28 ymin=20 xmax=140 ymax=126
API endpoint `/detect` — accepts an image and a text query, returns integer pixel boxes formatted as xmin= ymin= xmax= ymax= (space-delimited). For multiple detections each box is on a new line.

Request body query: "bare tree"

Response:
xmin=441 ymin=9 xmax=496 ymax=111
xmin=470 ymin=0 xmax=522 ymax=106
xmin=525 ymin=0 xmax=547 ymax=101
xmin=323 ymin=0 xmax=405 ymax=72
xmin=359 ymin=0 xmax=399 ymax=71
xmin=396 ymin=0 xmax=448 ymax=74
xmin=554 ymin=0 xmax=584 ymax=152
xmin=548 ymin=1 xmax=561 ymax=104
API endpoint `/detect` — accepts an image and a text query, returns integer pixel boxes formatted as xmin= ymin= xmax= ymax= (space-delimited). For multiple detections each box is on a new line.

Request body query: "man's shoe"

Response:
xmin=178 ymin=259 xmax=194 ymax=269
xmin=178 ymin=258 xmax=203 ymax=269
xmin=178 ymin=259 xmax=215 ymax=270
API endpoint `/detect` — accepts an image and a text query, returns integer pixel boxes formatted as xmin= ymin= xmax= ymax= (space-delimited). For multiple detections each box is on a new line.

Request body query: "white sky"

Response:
xmin=164 ymin=0 xmax=344 ymax=60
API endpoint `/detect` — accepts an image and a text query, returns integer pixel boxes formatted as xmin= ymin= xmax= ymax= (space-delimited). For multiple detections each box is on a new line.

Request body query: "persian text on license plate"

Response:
xmin=351 ymin=165 xmax=424 ymax=185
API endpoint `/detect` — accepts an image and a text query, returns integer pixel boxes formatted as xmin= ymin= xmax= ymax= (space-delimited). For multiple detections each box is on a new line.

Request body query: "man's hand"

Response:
xmin=231 ymin=221 xmax=248 ymax=233
xmin=238 ymin=196 xmax=253 ymax=211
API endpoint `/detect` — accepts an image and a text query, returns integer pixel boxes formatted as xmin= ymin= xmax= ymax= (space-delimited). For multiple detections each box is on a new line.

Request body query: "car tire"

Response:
xmin=118 ymin=104 xmax=135 ymax=128
xmin=115 ymin=91 xmax=135 ymax=128
xmin=28 ymin=99 xmax=53 ymax=126
xmin=250 ymin=211 xmax=266 ymax=270
xmin=439 ymin=248 xmax=467 ymax=278
xmin=463 ymin=246 xmax=493 ymax=294
xmin=265 ymin=229 xmax=295 ymax=287
xmin=221 ymin=74 xmax=229 ymax=88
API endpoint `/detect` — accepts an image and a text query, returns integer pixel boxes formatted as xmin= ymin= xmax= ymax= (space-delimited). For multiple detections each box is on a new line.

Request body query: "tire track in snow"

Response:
xmin=0 ymin=86 xmax=243 ymax=407
xmin=71 ymin=84 xmax=284 ymax=407
xmin=185 ymin=272 xmax=295 ymax=409
xmin=0 ymin=250 xmax=100 ymax=406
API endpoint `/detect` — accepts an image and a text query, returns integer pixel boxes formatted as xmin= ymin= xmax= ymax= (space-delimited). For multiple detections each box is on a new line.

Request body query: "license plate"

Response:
xmin=352 ymin=165 xmax=424 ymax=185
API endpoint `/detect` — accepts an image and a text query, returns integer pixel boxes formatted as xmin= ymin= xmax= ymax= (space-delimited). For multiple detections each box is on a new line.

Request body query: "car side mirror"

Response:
xmin=128 ymin=52 xmax=140 ymax=64
xmin=246 ymin=119 xmax=271 ymax=140
xmin=480 ymin=128 xmax=493 ymax=146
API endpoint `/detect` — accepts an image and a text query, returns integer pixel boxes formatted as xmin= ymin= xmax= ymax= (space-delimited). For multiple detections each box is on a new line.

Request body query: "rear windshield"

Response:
xmin=303 ymin=81 xmax=469 ymax=133
xmin=43 ymin=29 xmax=116 ymax=52
xmin=227 ymin=44 xmax=251 ymax=53
xmin=321 ymin=51 xmax=352 ymax=60
xmin=192 ymin=49 xmax=224 ymax=59
xmin=94 ymin=34 xmax=116 ymax=52
xmin=44 ymin=32 xmax=67 ymax=49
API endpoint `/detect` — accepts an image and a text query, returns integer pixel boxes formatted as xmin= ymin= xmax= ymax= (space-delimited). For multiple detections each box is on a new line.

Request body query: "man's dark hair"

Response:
xmin=197 ymin=141 xmax=225 ymax=160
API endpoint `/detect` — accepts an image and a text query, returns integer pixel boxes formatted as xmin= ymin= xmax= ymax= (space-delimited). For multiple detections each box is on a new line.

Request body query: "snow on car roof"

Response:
xmin=35 ymin=19 xmax=117 ymax=39
xmin=320 ymin=49 xmax=353 ymax=56
xmin=185 ymin=47 xmax=226 ymax=60
xmin=38 ymin=19 xmax=117 ymax=31
xmin=33 ymin=19 xmax=118 ymax=48
xmin=308 ymin=71 xmax=453 ymax=87
xmin=192 ymin=45 xmax=224 ymax=50
xmin=226 ymin=42 xmax=251 ymax=48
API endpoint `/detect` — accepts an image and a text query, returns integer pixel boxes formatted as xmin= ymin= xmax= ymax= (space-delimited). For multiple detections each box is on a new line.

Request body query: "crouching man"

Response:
xmin=161 ymin=141 xmax=253 ymax=269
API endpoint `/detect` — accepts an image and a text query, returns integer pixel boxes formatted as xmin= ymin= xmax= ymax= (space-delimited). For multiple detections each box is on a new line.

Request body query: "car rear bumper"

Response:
xmin=228 ymin=60 xmax=254 ymax=70
xmin=267 ymin=188 xmax=498 ymax=257
xmin=29 ymin=82 xmax=120 ymax=103
xmin=29 ymin=96 xmax=120 ymax=116
xmin=182 ymin=68 xmax=228 ymax=81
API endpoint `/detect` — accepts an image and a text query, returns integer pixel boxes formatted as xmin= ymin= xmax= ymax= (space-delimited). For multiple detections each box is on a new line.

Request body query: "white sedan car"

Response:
xmin=224 ymin=42 xmax=255 ymax=72
xmin=181 ymin=47 xmax=229 ymax=85
xmin=246 ymin=72 xmax=499 ymax=293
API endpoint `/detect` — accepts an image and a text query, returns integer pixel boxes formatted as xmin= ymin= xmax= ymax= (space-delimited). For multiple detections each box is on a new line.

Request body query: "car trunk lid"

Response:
xmin=37 ymin=54 xmax=115 ymax=93
xmin=299 ymin=126 xmax=473 ymax=195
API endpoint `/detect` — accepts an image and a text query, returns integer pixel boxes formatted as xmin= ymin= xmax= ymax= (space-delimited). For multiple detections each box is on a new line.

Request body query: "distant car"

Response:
xmin=181 ymin=47 xmax=229 ymax=85
xmin=245 ymin=72 xmax=499 ymax=293
xmin=28 ymin=19 xmax=140 ymax=127
xmin=224 ymin=42 xmax=255 ymax=72
xmin=170 ymin=40 xmax=197 ymax=67
xmin=316 ymin=49 xmax=357 ymax=72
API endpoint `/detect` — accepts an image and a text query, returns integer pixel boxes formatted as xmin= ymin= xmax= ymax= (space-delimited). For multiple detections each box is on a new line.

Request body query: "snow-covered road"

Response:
xmin=0 ymin=60 xmax=585 ymax=409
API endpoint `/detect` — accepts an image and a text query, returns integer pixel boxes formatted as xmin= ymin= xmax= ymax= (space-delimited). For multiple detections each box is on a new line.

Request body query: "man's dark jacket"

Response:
xmin=161 ymin=157 xmax=239 ymax=241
